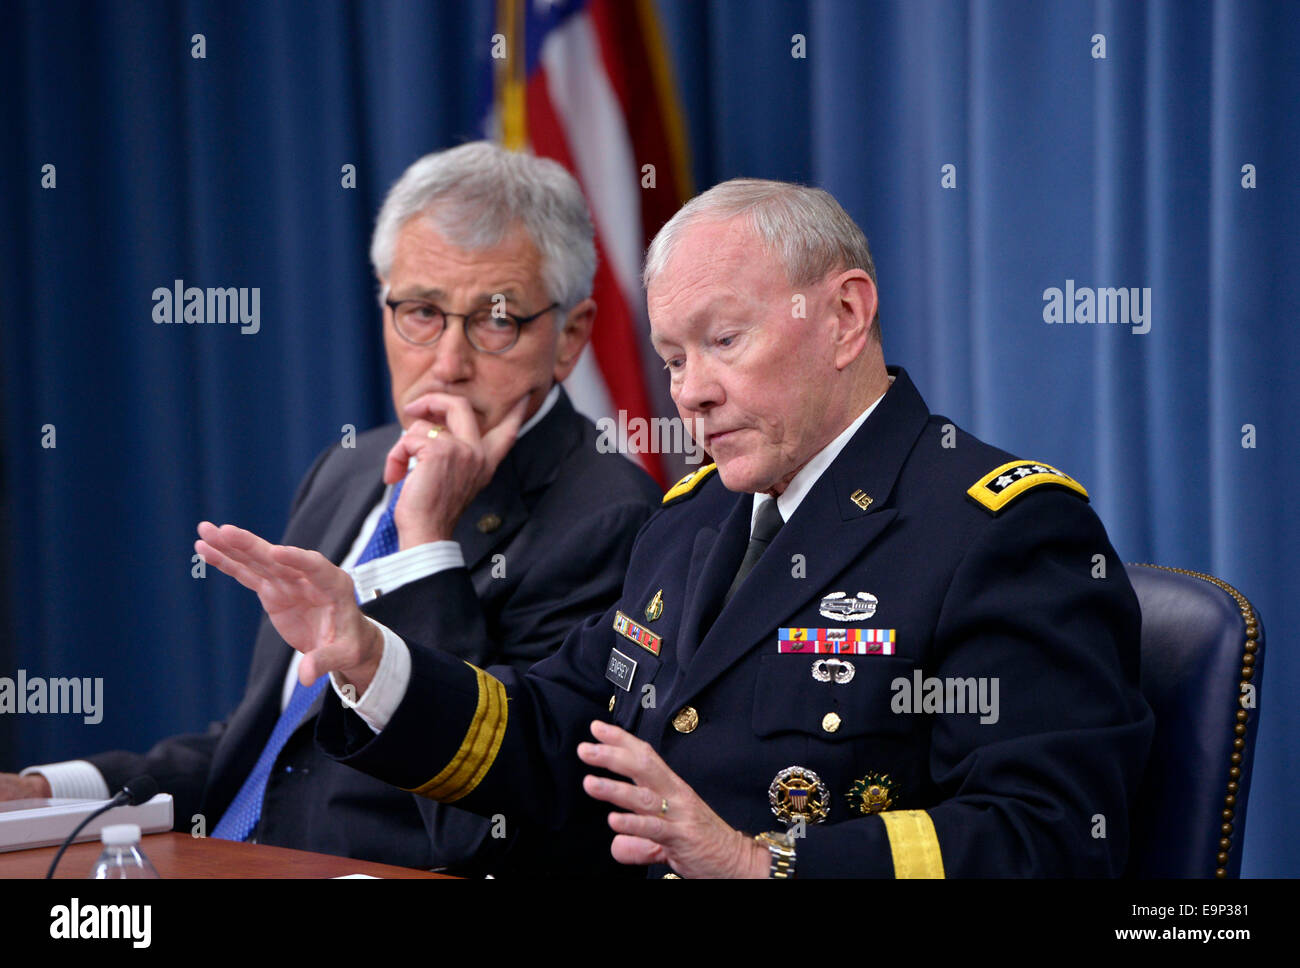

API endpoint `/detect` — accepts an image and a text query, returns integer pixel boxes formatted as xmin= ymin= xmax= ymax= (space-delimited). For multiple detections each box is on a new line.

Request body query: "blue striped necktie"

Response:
xmin=211 ymin=480 xmax=404 ymax=842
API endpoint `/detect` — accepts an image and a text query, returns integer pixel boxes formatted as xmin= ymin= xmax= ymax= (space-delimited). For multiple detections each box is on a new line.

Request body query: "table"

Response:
xmin=0 ymin=832 xmax=449 ymax=878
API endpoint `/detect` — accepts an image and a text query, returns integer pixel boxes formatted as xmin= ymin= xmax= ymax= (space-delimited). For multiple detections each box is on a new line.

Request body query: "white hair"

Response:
xmin=370 ymin=142 xmax=596 ymax=312
xmin=643 ymin=178 xmax=880 ymax=333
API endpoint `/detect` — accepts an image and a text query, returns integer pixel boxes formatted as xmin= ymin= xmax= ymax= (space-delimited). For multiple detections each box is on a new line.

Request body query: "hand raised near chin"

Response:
xmin=385 ymin=392 xmax=531 ymax=548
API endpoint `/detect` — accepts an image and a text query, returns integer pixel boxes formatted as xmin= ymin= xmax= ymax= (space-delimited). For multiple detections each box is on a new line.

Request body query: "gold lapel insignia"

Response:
xmin=644 ymin=589 xmax=664 ymax=622
xmin=850 ymin=489 xmax=873 ymax=510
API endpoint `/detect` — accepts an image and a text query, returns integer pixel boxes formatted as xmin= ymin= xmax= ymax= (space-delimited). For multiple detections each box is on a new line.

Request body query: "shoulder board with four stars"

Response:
xmin=662 ymin=463 xmax=718 ymax=506
xmin=967 ymin=460 xmax=1089 ymax=514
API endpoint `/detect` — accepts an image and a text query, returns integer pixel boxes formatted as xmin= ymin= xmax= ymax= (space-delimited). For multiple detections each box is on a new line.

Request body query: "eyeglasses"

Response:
xmin=385 ymin=298 xmax=559 ymax=354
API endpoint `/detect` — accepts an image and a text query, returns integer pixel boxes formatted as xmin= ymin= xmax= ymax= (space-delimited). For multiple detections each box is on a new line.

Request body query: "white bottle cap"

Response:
xmin=100 ymin=823 xmax=142 ymax=847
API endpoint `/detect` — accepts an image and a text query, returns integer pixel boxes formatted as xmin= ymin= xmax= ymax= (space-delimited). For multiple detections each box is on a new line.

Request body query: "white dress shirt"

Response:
xmin=751 ymin=376 xmax=891 ymax=530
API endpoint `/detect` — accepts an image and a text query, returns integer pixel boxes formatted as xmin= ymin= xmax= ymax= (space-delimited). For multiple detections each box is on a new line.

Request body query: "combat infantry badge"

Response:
xmin=818 ymin=591 xmax=878 ymax=621
xmin=769 ymin=766 xmax=830 ymax=825
xmin=847 ymin=773 xmax=897 ymax=816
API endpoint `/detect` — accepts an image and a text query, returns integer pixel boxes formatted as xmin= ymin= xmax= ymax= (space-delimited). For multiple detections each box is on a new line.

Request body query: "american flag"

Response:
xmin=487 ymin=0 xmax=694 ymax=487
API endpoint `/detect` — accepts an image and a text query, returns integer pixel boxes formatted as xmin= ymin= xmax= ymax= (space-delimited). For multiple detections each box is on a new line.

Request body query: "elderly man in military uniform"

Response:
xmin=200 ymin=178 xmax=1153 ymax=877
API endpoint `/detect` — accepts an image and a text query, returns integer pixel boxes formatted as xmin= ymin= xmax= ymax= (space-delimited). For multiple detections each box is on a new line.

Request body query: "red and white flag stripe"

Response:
xmin=492 ymin=0 xmax=693 ymax=486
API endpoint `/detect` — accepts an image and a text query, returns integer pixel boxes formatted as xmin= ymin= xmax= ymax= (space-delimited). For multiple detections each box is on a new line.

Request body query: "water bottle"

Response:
xmin=89 ymin=823 xmax=160 ymax=879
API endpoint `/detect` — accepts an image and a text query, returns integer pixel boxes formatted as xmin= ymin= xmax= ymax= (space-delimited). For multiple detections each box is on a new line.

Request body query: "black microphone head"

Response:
xmin=122 ymin=776 xmax=158 ymax=805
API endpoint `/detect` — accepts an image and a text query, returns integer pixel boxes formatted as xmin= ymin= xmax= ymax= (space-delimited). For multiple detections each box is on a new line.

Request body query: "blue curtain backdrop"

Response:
xmin=1 ymin=1 xmax=1295 ymax=877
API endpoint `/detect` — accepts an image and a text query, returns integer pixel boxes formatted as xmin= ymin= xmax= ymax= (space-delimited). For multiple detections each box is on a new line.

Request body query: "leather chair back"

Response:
xmin=1124 ymin=563 xmax=1264 ymax=878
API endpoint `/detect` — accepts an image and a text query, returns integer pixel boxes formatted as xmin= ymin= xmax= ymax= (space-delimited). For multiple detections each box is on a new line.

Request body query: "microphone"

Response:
xmin=45 ymin=776 xmax=159 ymax=879
xmin=118 ymin=776 xmax=159 ymax=806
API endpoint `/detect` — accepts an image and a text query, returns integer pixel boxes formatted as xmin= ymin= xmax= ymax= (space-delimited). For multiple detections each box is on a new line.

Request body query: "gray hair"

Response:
xmin=370 ymin=142 xmax=596 ymax=312
xmin=643 ymin=178 xmax=880 ymax=333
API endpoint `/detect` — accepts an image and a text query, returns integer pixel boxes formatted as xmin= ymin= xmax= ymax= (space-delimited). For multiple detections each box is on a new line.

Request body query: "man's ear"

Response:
xmin=553 ymin=297 xmax=596 ymax=382
xmin=829 ymin=270 xmax=877 ymax=370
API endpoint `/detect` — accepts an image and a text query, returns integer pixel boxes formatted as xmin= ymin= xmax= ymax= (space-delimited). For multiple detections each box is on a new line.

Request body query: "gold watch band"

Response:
xmin=754 ymin=831 xmax=796 ymax=879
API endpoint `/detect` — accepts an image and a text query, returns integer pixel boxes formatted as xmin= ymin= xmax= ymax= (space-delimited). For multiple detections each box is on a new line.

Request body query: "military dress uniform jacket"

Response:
xmin=85 ymin=389 xmax=661 ymax=871
xmin=318 ymin=367 xmax=1155 ymax=877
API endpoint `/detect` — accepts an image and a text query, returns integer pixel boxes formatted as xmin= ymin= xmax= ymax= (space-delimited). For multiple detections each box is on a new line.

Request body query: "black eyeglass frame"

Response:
xmin=384 ymin=298 xmax=560 ymax=354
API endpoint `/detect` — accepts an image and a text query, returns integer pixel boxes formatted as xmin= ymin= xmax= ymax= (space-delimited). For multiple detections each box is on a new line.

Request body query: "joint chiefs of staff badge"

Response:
xmin=769 ymin=766 xmax=830 ymax=825
xmin=818 ymin=591 xmax=878 ymax=621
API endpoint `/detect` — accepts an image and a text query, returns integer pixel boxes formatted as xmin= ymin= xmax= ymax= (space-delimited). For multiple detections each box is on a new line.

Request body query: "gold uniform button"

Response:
xmin=822 ymin=712 xmax=842 ymax=733
xmin=672 ymin=706 xmax=699 ymax=733
xmin=609 ymin=695 xmax=616 ymax=712
xmin=477 ymin=513 xmax=502 ymax=533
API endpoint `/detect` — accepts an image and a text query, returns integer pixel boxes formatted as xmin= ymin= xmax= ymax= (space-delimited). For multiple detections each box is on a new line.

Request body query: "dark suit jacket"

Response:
xmin=84 ymin=389 xmax=660 ymax=870
xmin=320 ymin=367 xmax=1154 ymax=877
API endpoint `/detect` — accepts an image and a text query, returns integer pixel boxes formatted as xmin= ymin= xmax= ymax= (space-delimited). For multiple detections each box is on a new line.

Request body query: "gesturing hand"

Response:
xmin=195 ymin=523 xmax=383 ymax=694
xmin=388 ymin=392 xmax=530 ymax=547
xmin=578 ymin=721 xmax=770 ymax=878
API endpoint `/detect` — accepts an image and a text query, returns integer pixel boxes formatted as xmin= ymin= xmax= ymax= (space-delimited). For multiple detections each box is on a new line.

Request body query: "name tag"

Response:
xmin=605 ymin=648 xmax=638 ymax=691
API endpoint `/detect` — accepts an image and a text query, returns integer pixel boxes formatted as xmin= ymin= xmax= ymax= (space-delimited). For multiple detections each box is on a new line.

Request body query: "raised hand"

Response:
xmin=195 ymin=523 xmax=383 ymax=693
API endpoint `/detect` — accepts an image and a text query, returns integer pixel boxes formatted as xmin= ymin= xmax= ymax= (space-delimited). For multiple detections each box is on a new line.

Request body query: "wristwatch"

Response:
xmin=754 ymin=831 xmax=797 ymax=878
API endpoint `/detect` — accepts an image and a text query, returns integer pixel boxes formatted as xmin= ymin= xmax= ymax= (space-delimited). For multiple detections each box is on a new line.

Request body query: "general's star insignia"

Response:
xmin=967 ymin=460 xmax=1089 ymax=514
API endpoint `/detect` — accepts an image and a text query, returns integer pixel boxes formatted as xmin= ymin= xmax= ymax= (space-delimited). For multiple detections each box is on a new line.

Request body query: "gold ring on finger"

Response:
xmin=427 ymin=424 xmax=448 ymax=440
xmin=660 ymin=798 xmax=669 ymax=817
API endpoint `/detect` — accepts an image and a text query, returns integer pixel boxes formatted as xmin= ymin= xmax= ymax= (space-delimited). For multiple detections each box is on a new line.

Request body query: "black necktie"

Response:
xmin=723 ymin=498 xmax=785 ymax=606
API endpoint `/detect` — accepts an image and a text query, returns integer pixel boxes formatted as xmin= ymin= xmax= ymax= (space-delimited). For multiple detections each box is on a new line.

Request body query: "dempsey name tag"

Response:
xmin=605 ymin=648 xmax=638 ymax=691
xmin=777 ymin=628 xmax=896 ymax=654
xmin=613 ymin=610 xmax=662 ymax=656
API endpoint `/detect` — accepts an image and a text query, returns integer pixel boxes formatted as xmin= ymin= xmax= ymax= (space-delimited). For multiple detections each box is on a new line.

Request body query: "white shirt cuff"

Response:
xmin=348 ymin=541 xmax=464 ymax=601
xmin=21 ymin=761 xmax=112 ymax=801
xmin=329 ymin=618 xmax=411 ymax=733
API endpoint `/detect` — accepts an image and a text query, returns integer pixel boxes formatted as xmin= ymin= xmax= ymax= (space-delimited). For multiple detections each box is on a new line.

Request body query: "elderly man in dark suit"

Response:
xmin=1 ymin=142 xmax=660 ymax=873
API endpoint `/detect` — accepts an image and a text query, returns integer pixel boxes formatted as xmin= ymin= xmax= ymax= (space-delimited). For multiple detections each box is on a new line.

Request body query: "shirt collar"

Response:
xmin=751 ymin=375 xmax=894 ymax=533
xmin=518 ymin=383 xmax=561 ymax=439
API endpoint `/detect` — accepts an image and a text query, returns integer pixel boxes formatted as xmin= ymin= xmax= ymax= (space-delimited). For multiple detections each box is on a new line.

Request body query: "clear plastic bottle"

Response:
xmin=88 ymin=823 xmax=160 ymax=878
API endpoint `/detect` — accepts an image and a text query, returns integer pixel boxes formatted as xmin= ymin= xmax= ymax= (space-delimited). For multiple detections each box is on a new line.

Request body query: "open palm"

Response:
xmin=195 ymin=521 xmax=381 ymax=688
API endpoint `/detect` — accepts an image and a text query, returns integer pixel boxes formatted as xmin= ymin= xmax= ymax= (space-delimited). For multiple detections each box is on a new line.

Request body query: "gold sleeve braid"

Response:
xmin=405 ymin=664 xmax=508 ymax=803
xmin=880 ymin=810 xmax=945 ymax=878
